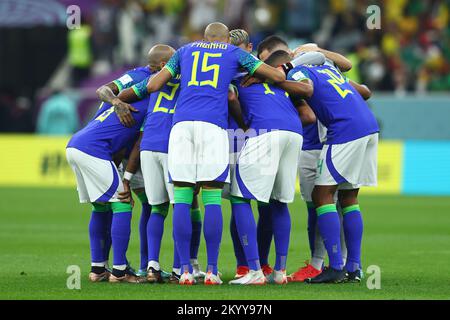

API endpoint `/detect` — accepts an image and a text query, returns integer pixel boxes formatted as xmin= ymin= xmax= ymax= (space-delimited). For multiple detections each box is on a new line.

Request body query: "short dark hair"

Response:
xmin=264 ymin=50 xmax=291 ymax=67
xmin=256 ymin=35 xmax=288 ymax=59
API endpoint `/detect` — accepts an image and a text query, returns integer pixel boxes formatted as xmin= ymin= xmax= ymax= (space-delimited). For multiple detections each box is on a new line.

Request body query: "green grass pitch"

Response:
xmin=1 ymin=187 xmax=449 ymax=300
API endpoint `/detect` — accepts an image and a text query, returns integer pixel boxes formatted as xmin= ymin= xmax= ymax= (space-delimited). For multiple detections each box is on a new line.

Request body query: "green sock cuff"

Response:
xmin=91 ymin=202 xmax=111 ymax=212
xmin=136 ymin=192 xmax=148 ymax=204
xmin=230 ymin=195 xmax=250 ymax=204
xmin=257 ymin=201 xmax=269 ymax=207
xmin=111 ymin=202 xmax=132 ymax=213
xmin=342 ymin=204 xmax=360 ymax=215
xmin=152 ymin=203 xmax=169 ymax=218
xmin=202 ymin=189 xmax=222 ymax=206
xmin=174 ymin=187 xmax=194 ymax=204
xmin=316 ymin=204 xmax=337 ymax=216
xmin=306 ymin=201 xmax=315 ymax=209
xmin=190 ymin=208 xmax=202 ymax=222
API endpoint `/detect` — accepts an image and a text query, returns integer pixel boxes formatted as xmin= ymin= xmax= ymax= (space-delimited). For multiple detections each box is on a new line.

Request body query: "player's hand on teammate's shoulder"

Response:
xmin=112 ymin=98 xmax=138 ymax=128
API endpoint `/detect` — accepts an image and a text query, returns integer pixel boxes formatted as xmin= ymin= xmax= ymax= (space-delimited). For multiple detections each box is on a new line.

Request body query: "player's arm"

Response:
xmin=294 ymin=44 xmax=352 ymax=72
xmin=146 ymin=68 xmax=173 ymax=93
xmin=114 ymin=78 xmax=151 ymax=127
xmin=276 ymin=79 xmax=313 ymax=98
xmin=349 ymin=80 xmax=372 ymax=100
xmin=252 ymin=63 xmax=286 ymax=83
xmin=96 ymin=82 xmax=120 ymax=105
xmin=118 ymin=133 xmax=143 ymax=204
xmin=228 ymin=86 xmax=248 ymax=131
xmin=295 ymin=100 xmax=316 ymax=126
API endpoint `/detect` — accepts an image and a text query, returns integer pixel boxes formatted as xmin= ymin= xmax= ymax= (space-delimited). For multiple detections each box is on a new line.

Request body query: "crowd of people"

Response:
xmin=70 ymin=0 xmax=450 ymax=94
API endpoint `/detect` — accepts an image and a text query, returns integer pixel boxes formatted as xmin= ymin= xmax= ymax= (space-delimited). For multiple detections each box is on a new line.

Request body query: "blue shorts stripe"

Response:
xmin=326 ymin=145 xmax=348 ymax=184
xmin=95 ymin=162 xmax=119 ymax=202
xmin=235 ymin=164 xmax=257 ymax=200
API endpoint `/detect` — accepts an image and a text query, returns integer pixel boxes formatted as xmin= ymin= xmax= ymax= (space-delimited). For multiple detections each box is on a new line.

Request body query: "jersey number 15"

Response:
xmin=188 ymin=51 xmax=222 ymax=89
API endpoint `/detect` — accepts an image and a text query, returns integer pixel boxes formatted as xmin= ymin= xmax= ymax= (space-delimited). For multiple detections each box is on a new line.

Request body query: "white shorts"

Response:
xmin=222 ymin=152 xmax=238 ymax=200
xmin=315 ymin=133 xmax=378 ymax=188
xmin=168 ymin=121 xmax=230 ymax=184
xmin=298 ymin=149 xmax=322 ymax=202
xmin=231 ymin=130 xmax=303 ymax=203
xmin=119 ymin=159 xmax=145 ymax=190
xmin=66 ymin=148 xmax=124 ymax=203
xmin=141 ymin=151 xmax=174 ymax=205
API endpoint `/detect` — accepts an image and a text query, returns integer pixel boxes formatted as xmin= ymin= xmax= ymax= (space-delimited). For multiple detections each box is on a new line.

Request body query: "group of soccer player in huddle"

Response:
xmin=66 ymin=22 xmax=379 ymax=285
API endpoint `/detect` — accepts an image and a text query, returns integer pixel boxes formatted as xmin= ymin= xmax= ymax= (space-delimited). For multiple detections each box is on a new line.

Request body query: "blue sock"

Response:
xmin=147 ymin=203 xmax=168 ymax=266
xmin=342 ymin=204 xmax=363 ymax=272
xmin=230 ymin=209 xmax=248 ymax=267
xmin=306 ymin=201 xmax=317 ymax=256
xmin=231 ymin=197 xmax=260 ymax=271
xmin=190 ymin=208 xmax=202 ymax=260
xmin=172 ymin=230 xmax=181 ymax=271
xmin=202 ymin=190 xmax=223 ymax=275
xmin=103 ymin=211 xmax=113 ymax=263
xmin=257 ymin=202 xmax=272 ymax=266
xmin=270 ymin=200 xmax=291 ymax=271
xmin=316 ymin=204 xmax=343 ymax=270
xmin=173 ymin=187 xmax=194 ymax=273
xmin=111 ymin=210 xmax=132 ymax=267
xmin=139 ymin=202 xmax=151 ymax=270
xmin=89 ymin=211 xmax=109 ymax=264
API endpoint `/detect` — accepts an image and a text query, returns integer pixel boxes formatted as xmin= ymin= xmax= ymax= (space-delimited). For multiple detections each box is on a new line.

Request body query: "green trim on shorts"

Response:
xmin=202 ymin=189 xmax=222 ymax=206
xmin=136 ymin=192 xmax=148 ymax=204
xmin=342 ymin=204 xmax=360 ymax=215
xmin=91 ymin=202 xmax=111 ymax=212
xmin=230 ymin=196 xmax=250 ymax=204
xmin=111 ymin=202 xmax=132 ymax=213
xmin=174 ymin=187 xmax=194 ymax=205
xmin=152 ymin=202 xmax=169 ymax=218
xmin=190 ymin=208 xmax=202 ymax=222
xmin=316 ymin=204 xmax=337 ymax=216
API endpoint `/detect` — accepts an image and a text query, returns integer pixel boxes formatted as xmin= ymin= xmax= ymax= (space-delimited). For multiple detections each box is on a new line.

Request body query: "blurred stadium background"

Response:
xmin=0 ymin=0 xmax=450 ymax=299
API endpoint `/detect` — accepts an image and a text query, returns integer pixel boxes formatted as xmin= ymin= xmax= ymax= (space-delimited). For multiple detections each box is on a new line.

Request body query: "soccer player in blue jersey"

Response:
xmin=287 ymin=63 xmax=379 ymax=284
xmin=95 ymin=55 xmax=153 ymax=277
xmin=228 ymin=50 xmax=314 ymax=285
xmin=66 ymin=93 xmax=149 ymax=283
xmin=119 ymin=44 xmax=206 ymax=284
xmin=118 ymin=22 xmax=286 ymax=285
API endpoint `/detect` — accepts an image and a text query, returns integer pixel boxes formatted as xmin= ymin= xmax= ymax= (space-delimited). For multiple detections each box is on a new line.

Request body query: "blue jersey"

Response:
xmin=164 ymin=41 xmax=263 ymax=129
xmin=302 ymin=122 xmax=323 ymax=150
xmin=132 ymin=76 xmax=181 ymax=153
xmin=288 ymin=65 xmax=379 ymax=144
xmin=112 ymin=66 xmax=151 ymax=91
xmin=234 ymin=80 xmax=302 ymax=136
xmin=67 ymin=98 xmax=149 ymax=160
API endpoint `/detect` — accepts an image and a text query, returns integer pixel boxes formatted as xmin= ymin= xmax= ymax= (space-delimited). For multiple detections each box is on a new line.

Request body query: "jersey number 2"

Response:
xmin=188 ymin=51 xmax=222 ymax=89
xmin=317 ymin=69 xmax=353 ymax=99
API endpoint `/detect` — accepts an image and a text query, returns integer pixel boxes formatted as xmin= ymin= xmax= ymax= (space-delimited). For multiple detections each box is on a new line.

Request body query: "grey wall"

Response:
xmin=369 ymin=94 xmax=450 ymax=140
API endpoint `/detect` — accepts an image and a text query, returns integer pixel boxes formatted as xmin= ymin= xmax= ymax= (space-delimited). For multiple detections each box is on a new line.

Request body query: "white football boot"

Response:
xmin=204 ymin=271 xmax=223 ymax=285
xmin=229 ymin=269 xmax=267 ymax=285
xmin=272 ymin=269 xmax=288 ymax=284
xmin=179 ymin=271 xmax=196 ymax=285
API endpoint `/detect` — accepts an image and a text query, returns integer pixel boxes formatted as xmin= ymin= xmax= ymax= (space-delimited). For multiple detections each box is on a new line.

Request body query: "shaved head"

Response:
xmin=147 ymin=44 xmax=175 ymax=71
xmin=204 ymin=22 xmax=230 ymax=43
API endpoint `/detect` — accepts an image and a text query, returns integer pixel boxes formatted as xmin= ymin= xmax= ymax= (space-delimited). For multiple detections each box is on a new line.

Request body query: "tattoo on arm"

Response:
xmin=96 ymin=83 xmax=120 ymax=104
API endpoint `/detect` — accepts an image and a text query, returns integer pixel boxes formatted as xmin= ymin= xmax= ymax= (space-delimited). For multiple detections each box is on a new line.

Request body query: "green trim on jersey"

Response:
xmin=112 ymin=80 xmax=123 ymax=91
xmin=165 ymin=65 xmax=177 ymax=78
xmin=249 ymin=60 xmax=263 ymax=76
